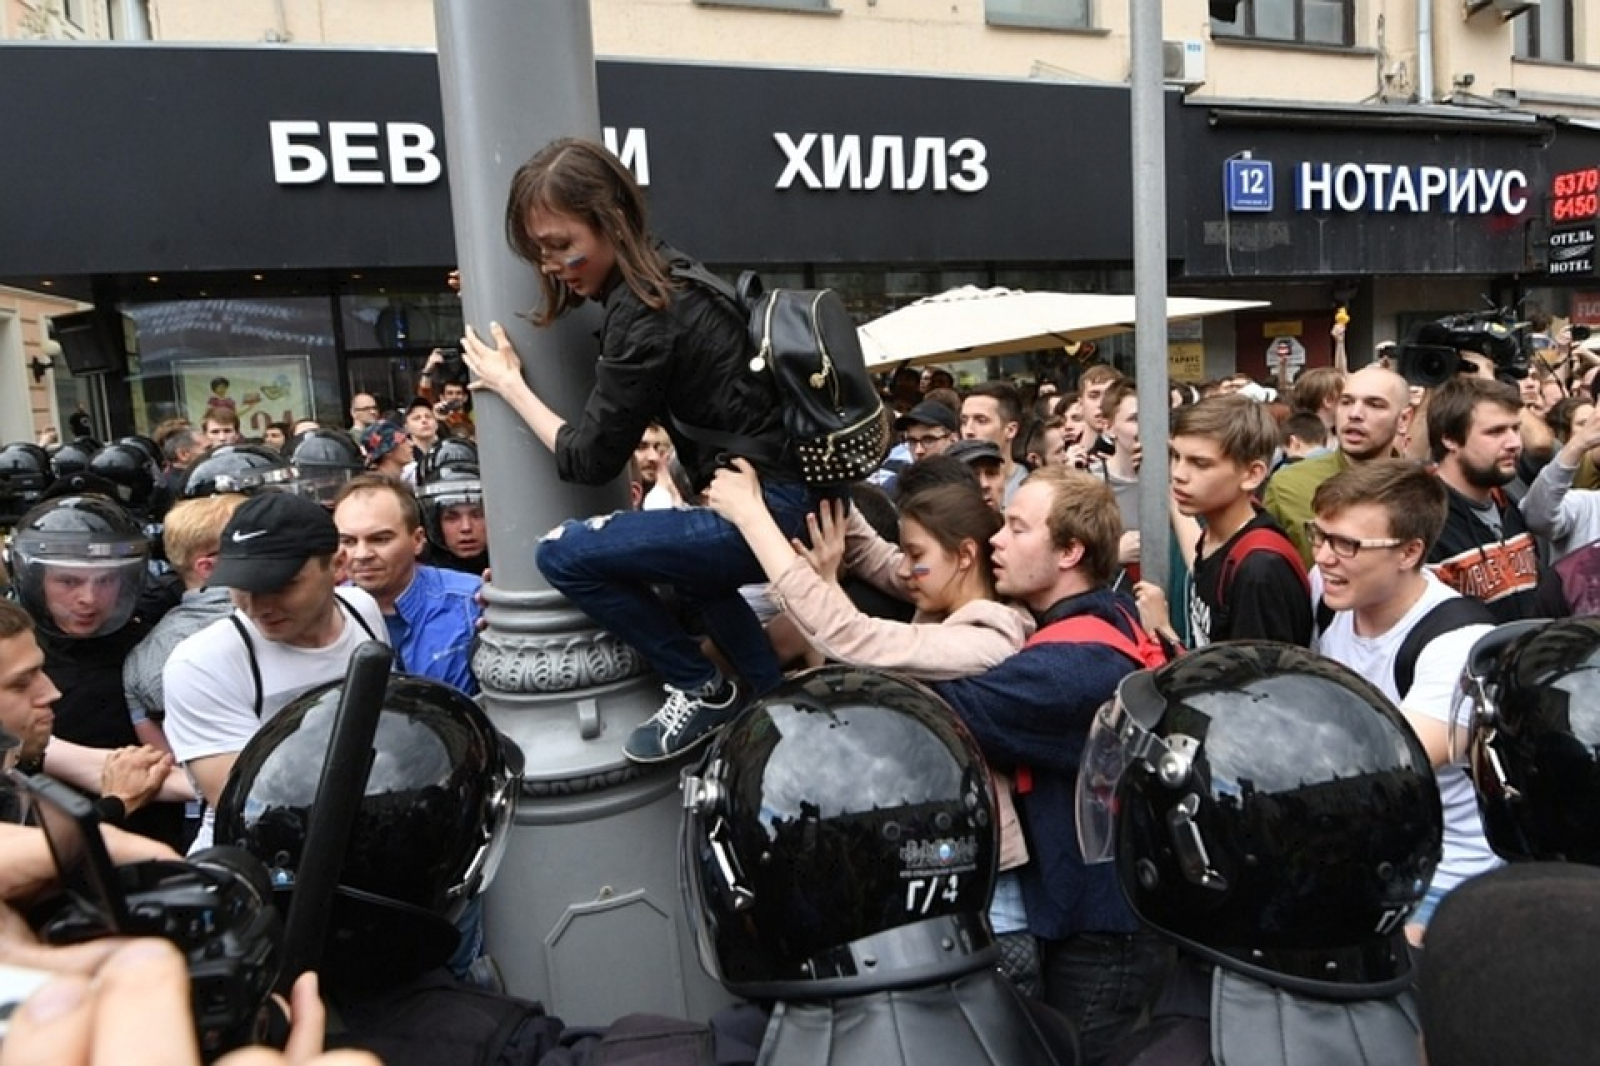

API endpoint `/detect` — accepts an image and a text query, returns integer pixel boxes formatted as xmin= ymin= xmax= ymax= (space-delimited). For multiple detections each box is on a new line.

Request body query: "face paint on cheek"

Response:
xmin=564 ymin=255 xmax=588 ymax=269
xmin=911 ymin=566 xmax=932 ymax=578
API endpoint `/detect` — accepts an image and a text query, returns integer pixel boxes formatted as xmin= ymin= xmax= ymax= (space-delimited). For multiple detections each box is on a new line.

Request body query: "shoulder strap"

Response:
xmin=1027 ymin=603 xmax=1165 ymax=669
xmin=337 ymin=593 xmax=379 ymax=641
xmin=228 ymin=613 xmax=264 ymax=719
xmin=1315 ymin=596 xmax=1335 ymax=635
xmin=1394 ymin=596 xmax=1496 ymax=700
xmin=1218 ymin=526 xmax=1309 ymax=609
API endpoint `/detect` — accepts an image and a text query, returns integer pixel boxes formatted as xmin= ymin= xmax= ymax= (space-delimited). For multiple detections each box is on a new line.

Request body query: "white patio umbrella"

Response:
xmin=858 ymin=285 xmax=1268 ymax=369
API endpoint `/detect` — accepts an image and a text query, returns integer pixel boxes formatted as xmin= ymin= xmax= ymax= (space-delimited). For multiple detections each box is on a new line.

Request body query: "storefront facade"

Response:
xmin=0 ymin=43 xmax=1185 ymax=440
xmin=1177 ymin=101 xmax=1553 ymax=379
xmin=2 ymin=42 xmax=1583 ymax=443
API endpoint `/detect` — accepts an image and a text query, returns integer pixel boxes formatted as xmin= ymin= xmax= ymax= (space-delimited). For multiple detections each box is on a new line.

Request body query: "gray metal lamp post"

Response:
xmin=434 ymin=0 xmax=732 ymax=1026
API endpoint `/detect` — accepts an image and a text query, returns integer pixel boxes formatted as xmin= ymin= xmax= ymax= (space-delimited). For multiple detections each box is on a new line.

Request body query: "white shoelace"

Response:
xmin=653 ymin=686 xmax=697 ymax=738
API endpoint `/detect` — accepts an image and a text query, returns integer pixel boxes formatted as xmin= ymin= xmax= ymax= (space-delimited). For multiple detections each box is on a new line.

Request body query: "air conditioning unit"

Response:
xmin=1163 ymin=39 xmax=1207 ymax=90
xmin=1464 ymin=0 xmax=1537 ymax=20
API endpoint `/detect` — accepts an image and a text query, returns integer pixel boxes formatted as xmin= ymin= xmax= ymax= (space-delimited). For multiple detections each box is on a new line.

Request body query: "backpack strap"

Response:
xmin=665 ymin=264 xmax=786 ymax=467
xmin=1314 ymin=596 xmax=1335 ymax=636
xmin=1217 ymin=525 xmax=1308 ymax=610
xmin=228 ymin=613 xmax=264 ymax=719
xmin=1026 ymin=602 xmax=1167 ymax=670
xmin=1393 ymin=596 xmax=1496 ymax=701
xmin=337 ymin=593 xmax=379 ymax=641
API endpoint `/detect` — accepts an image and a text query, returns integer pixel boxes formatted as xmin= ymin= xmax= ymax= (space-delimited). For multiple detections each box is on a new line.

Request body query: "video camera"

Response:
xmin=18 ymin=774 xmax=281 ymax=1061
xmin=1397 ymin=309 xmax=1531 ymax=388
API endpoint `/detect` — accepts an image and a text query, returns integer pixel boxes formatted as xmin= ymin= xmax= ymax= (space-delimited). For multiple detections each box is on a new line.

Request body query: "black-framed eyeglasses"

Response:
xmin=906 ymin=431 xmax=950 ymax=449
xmin=1304 ymin=521 xmax=1405 ymax=559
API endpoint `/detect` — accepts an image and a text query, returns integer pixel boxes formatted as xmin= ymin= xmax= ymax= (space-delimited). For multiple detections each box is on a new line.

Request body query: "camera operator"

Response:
xmin=0 ymin=822 xmax=367 ymax=1065
xmin=417 ymin=348 xmax=475 ymax=441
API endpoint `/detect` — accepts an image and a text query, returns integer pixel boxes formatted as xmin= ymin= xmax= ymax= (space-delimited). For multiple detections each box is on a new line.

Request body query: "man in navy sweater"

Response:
xmin=935 ymin=466 xmax=1170 ymax=1064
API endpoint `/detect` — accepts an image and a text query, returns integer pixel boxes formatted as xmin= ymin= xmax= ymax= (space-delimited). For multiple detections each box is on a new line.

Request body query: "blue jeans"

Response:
xmin=1042 ymin=929 xmax=1172 ymax=1066
xmin=536 ymin=480 xmax=818 ymax=696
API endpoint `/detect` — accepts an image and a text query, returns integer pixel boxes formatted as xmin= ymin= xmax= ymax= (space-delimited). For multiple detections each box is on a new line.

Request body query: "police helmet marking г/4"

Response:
xmin=681 ymin=666 xmax=999 ymax=1000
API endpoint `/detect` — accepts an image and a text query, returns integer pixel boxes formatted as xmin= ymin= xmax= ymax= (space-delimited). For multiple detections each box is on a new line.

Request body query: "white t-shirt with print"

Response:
xmin=1313 ymin=569 xmax=1501 ymax=894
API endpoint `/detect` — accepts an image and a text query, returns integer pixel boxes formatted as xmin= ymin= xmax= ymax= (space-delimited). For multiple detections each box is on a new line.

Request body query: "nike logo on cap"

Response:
xmin=232 ymin=529 xmax=269 ymax=542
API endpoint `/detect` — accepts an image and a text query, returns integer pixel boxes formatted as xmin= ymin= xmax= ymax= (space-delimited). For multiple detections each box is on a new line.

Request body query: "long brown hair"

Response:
xmin=898 ymin=483 xmax=1003 ymax=597
xmin=503 ymin=138 xmax=675 ymax=326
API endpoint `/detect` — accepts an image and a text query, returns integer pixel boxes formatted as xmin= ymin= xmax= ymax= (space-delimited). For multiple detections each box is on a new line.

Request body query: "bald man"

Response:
xmin=1264 ymin=364 xmax=1415 ymax=566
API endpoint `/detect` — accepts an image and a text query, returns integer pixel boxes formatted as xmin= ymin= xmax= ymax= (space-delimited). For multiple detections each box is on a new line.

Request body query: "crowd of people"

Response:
xmin=1 ymin=133 xmax=1599 ymax=1064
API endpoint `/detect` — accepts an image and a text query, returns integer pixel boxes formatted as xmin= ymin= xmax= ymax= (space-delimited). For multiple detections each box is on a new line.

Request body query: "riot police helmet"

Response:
xmin=7 ymin=494 xmax=150 ymax=638
xmin=179 ymin=444 xmax=296 ymax=499
xmin=88 ymin=442 xmax=161 ymax=517
xmin=0 ymin=442 xmax=55 ymax=525
xmin=215 ymin=674 xmax=522 ymax=985
xmin=1076 ymin=641 xmax=1441 ymax=999
xmin=50 ymin=437 xmax=101 ymax=478
xmin=116 ymin=434 xmax=164 ymax=469
xmin=416 ymin=439 xmax=483 ymax=551
xmin=680 ymin=666 xmax=999 ymax=1000
xmin=1459 ymin=618 xmax=1600 ymax=866
xmin=286 ymin=429 xmax=365 ymax=506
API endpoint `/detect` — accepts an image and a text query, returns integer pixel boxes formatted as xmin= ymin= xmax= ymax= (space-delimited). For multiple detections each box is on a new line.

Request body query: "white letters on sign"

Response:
xmin=270 ymin=120 xmax=442 ymax=186
xmin=1295 ymin=162 xmax=1529 ymax=216
xmin=774 ymin=132 xmax=990 ymax=192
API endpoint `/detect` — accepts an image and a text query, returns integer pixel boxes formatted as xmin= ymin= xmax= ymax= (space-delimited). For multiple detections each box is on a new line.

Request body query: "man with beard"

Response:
xmin=1265 ymin=364 xmax=1414 ymax=566
xmin=1426 ymin=376 xmax=1541 ymax=621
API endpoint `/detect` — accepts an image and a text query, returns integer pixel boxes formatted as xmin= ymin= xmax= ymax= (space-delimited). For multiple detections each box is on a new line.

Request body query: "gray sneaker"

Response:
xmin=624 ymin=681 xmax=744 ymax=764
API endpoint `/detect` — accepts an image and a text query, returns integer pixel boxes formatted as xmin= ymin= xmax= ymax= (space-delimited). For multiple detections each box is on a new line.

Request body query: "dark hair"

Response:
xmin=1547 ymin=394 xmax=1592 ymax=442
xmin=504 ymin=138 xmax=673 ymax=327
xmin=1427 ymin=376 xmax=1523 ymax=464
xmin=1025 ymin=416 xmax=1067 ymax=468
xmin=964 ymin=381 xmax=1022 ymax=428
xmin=1311 ymin=458 xmax=1447 ymax=565
xmin=210 ymin=376 xmax=230 ymax=391
xmin=850 ymin=482 xmax=900 ymax=545
xmin=1282 ymin=411 xmax=1329 ymax=449
xmin=897 ymin=484 xmax=1003 ymax=595
xmin=203 ymin=406 xmax=240 ymax=429
xmin=894 ymin=454 xmax=979 ymax=502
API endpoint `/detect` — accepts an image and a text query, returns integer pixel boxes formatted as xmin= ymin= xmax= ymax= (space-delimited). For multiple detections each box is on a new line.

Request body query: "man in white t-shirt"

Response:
xmin=1307 ymin=458 xmax=1499 ymax=944
xmin=164 ymin=491 xmax=387 ymax=849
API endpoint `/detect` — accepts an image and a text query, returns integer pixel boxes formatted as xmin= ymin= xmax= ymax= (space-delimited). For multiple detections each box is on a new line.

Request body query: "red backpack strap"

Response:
xmin=1026 ymin=603 xmax=1167 ymax=669
xmin=1218 ymin=526 xmax=1308 ymax=609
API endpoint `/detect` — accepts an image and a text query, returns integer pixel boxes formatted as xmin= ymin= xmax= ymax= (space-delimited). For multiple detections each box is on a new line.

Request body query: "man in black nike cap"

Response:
xmin=161 ymin=490 xmax=389 ymax=850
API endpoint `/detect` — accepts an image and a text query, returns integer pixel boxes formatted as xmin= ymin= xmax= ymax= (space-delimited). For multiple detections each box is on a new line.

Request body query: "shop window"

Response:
xmin=121 ymin=298 xmax=344 ymax=436
xmin=986 ymin=0 xmax=1092 ymax=30
xmin=1515 ymin=0 xmax=1573 ymax=63
xmin=1212 ymin=0 xmax=1353 ymax=47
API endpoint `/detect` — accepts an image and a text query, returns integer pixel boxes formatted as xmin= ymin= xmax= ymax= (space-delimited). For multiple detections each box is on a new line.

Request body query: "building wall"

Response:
xmin=137 ymin=0 xmax=1600 ymax=115
xmin=0 ymin=286 xmax=77 ymax=442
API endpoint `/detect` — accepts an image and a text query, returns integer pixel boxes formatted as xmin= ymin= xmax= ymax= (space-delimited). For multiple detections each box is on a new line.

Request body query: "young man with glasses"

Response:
xmin=1309 ymin=459 xmax=1498 ymax=943
xmin=895 ymin=401 xmax=958 ymax=460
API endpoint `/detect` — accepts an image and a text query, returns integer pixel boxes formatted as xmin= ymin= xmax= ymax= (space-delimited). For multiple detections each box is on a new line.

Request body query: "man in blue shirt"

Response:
xmin=333 ymin=474 xmax=480 ymax=695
